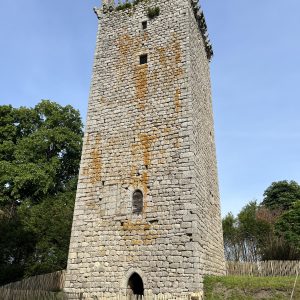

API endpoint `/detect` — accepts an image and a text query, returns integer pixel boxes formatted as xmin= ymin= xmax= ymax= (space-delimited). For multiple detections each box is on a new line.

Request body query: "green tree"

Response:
xmin=256 ymin=206 xmax=299 ymax=260
xmin=19 ymin=191 xmax=76 ymax=276
xmin=222 ymin=202 xmax=271 ymax=262
xmin=261 ymin=180 xmax=300 ymax=210
xmin=237 ymin=201 xmax=271 ymax=262
xmin=259 ymin=180 xmax=300 ymax=259
xmin=222 ymin=213 xmax=239 ymax=261
xmin=275 ymin=201 xmax=300 ymax=251
xmin=0 ymin=100 xmax=83 ymax=284
xmin=0 ymin=214 xmax=35 ymax=284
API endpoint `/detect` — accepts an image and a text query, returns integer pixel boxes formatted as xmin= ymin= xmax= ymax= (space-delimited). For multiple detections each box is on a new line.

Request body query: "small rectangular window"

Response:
xmin=142 ymin=21 xmax=147 ymax=30
xmin=140 ymin=54 xmax=148 ymax=65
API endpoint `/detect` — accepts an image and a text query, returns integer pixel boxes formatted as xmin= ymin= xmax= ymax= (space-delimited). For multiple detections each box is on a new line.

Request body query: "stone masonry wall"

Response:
xmin=187 ymin=2 xmax=226 ymax=276
xmin=64 ymin=0 xmax=225 ymax=298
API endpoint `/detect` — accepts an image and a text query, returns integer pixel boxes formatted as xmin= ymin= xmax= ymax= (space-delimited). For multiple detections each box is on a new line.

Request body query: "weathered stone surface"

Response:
xmin=64 ymin=0 xmax=225 ymax=298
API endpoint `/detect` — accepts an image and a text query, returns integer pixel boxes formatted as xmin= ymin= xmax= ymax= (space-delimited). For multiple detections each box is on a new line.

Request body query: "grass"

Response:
xmin=204 ymin=275 xmax=300 ymax=300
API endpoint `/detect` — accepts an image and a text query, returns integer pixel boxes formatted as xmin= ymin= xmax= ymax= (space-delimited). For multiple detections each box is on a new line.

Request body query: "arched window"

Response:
xmin=132 ymin=190 xmax=143 ymax=214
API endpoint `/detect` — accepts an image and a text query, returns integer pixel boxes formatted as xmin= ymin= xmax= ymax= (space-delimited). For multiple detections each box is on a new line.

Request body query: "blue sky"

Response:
xmin=1 ymin=0 xmax=300 ymax=216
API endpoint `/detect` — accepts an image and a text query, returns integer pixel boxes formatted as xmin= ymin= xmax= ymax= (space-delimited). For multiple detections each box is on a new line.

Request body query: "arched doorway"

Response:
xmin=127 ymin=272 xmax=144 ymax=296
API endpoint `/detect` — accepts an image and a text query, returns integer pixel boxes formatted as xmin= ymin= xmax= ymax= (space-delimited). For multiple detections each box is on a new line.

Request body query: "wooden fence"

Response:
xmin=226 ymin=260 xmax=300 ymax=277
xmin=64 ymin=293 xmax=198 ymax=300
xmin=0 ymin=270 xmax=65 ymax=291
xmin=64 ymin=292 xmax=197 ymax=300
xmin=0 ymin=271 xmax=67 ymax=300
xmin=0 ymin=291 xmax=198 ymax=300
xmin=0 ymin=289 xmax=74 ymax=300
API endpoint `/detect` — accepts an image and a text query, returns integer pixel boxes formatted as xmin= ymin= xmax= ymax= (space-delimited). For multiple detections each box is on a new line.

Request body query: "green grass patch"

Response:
xmin=204 ymin=276 xmax=300 ymax=300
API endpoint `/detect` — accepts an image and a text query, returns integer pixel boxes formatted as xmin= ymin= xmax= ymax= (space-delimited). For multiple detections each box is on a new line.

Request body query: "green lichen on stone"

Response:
xmin=147 ymin=6 xmax=160 ymax=19
xmin=116 ymin=0 xmax=132 ymax=11
xmin=116 ymin=0 xmax=145 ymax=11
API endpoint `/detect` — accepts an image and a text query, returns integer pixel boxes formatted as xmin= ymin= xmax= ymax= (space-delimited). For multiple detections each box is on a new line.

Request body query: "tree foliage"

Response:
xmin=275 ymin=201 xmax=300 ymax=251
xmin=222 ymin=213 xmax=240 ymax=261
xmin=262 ymin=180 xmax=300 ymax=210
xmin=0 ymin=100 xmax=83 ymax=284
xmin=222 ymin=202 xmax=271 ymax=262
xmin=223 ymin=181 xmax=300 ymax=261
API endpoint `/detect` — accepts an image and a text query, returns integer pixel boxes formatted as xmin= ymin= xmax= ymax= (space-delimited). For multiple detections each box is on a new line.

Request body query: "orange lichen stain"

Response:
xmin=142 ymin=31 xmax=149 ymax=41
xmin=107 ymin=137 xmax=119 ymax=147
xmin=132 ymin=240 xmax=143 ymax=246
xmin=174 ymin=138 xmax=181 ymax=148
xmin=141 ymin=171 xmax=149 ymax=214
xmin=116 ymin=34 xmax=133 ymax=56
xmin=174 ymin=88 xmax=181 ymax=113
xmin=129 ymin=165 xmax=141 ymax=187
xmin=82 ymin=133 xmax=102 ymax=184
xmin=121 ymin=220 xmax=158 ymax=246
xmin=130 ymin=164 xmax=137 ymax=176
xmin=174 ymin=67 xmax=184 ymax=78
xmin=134 ymin=65 xmax=148 ymax=109
xmin=139 ymin=133 xmax=155 ymax=167
xmin=90 ymin=134 xmax=102 ymax=184
xmin=143 ymin=239 xmax=154 ymax=245
xmin=172 ymin=37 xmax=182 ymax=64
xmin=122 ymin=220 xmax=151 ymax=231
xmin=163 ymin=127 xmax=171 ymax=134
xmin=125 ymin=256 xmax=133 ymax=262
xmin=157 ymin=47 xmax=167 ymax=66
xmin=130 ymin=143 xmax=138 ymax=156
xmin=141 ymin=171 xmax=149 ymax=193
xmin=91 ymin=149 xmax=101 ymax=183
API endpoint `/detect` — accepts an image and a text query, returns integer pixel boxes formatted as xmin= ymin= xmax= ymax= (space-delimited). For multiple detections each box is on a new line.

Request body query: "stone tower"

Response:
xmin=65 ymin=0 xmax=225 ymax=298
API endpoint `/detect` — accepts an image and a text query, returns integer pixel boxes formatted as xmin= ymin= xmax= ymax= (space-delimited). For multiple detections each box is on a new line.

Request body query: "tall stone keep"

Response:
xmin=65 ymin=0 xmax=225 ymax=298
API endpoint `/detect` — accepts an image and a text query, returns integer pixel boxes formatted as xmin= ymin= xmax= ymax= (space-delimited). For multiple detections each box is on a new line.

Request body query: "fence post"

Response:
xmin=290 ymin=269 xmax=299 ymax=300
xmin=226 ymin=260 xmax=300 ymax=277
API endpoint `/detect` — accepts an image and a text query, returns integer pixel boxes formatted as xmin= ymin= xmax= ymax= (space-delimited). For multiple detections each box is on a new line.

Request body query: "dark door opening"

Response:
xmin=127 ymin=272 xmax=144 ymax=295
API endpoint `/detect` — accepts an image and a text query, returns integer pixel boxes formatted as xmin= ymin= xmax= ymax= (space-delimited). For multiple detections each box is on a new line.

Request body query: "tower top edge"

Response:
xmin=94 ymin=0 xmax=213 ymax=61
